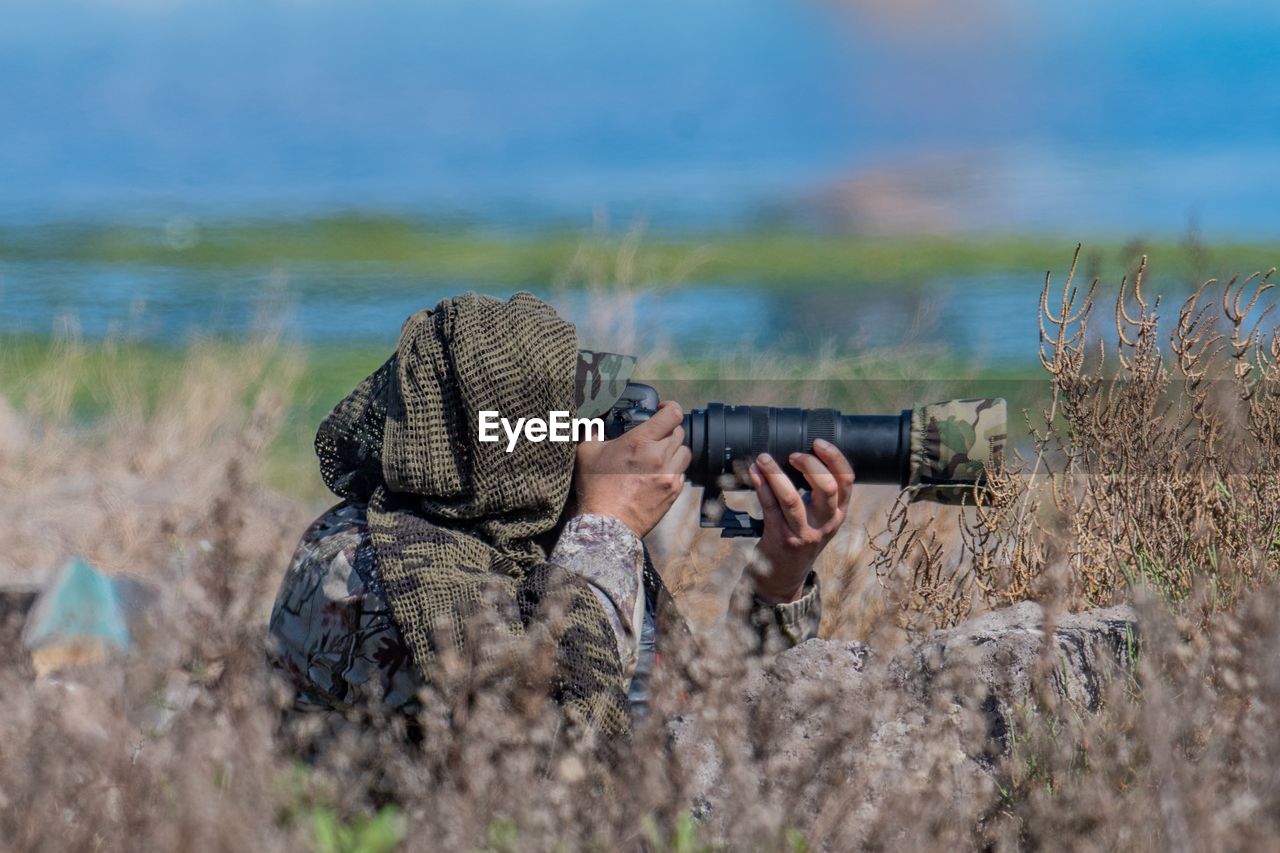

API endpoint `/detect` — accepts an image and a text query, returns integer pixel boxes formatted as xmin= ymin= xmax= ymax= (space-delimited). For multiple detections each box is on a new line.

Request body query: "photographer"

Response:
xmin=266 ymin=292 xmax=849 ymax=729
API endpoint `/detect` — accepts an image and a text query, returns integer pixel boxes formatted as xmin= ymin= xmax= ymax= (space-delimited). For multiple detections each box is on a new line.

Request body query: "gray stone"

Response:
xmin=886 ymin=602 xmax=1138 ymax=738
xmin=745 ymin=601 xmax=1137 ymax=756
xmin=0 ymin=582 xmax=40 ymax=657
xmin=670 ymin=602 xmax=1139 ymax=841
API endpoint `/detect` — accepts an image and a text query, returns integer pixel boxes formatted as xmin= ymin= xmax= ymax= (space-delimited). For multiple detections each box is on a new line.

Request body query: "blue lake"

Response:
xmin=0 ymin=259 xmax=1184 ymax=364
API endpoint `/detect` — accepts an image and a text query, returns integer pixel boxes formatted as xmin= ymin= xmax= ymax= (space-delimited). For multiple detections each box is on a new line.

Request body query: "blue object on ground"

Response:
xmin=22 ymin=558 xmax=132 ymax=652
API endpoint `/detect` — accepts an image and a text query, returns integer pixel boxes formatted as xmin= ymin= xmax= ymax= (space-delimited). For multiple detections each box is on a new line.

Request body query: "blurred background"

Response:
xmin=3 ymin=0 xmax=1280 ymax=500
xmin=4 ymin=0 xmax=1279 ymax=351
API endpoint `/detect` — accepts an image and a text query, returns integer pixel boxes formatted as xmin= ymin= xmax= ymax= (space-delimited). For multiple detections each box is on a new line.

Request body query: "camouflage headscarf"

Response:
xmin=315 ymin=292 xmax=632 ymax=734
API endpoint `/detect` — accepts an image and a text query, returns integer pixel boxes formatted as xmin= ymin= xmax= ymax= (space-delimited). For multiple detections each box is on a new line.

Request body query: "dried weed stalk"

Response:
xmin=886 ymin=246 xmax=1280 ymax=630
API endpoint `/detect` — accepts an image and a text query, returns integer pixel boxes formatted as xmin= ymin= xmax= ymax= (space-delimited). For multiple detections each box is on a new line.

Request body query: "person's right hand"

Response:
xmin=573 ymin=400 xmax=691 ymax=538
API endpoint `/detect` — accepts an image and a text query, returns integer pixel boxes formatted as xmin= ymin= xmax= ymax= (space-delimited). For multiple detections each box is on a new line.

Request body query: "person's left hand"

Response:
xmin=746 ymin=439 xmax=854 ymax=604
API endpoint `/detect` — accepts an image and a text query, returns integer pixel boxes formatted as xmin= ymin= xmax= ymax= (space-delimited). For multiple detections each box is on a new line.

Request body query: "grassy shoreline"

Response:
xmin=3 ymin=215 xmax=1278 ymax=287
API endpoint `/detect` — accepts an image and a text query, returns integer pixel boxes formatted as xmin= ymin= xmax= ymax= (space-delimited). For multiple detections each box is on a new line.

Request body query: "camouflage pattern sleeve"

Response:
xmin=746 ymin=572 xmax=822 ymax=651
xmin=266 ymin=503 xmax=425 ymax=712
xmin=549 ymin=513 xmax=646 ymax=679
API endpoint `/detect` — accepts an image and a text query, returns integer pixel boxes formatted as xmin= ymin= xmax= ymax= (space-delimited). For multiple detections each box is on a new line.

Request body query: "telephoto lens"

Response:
xmin=609 ymin=384 xmax=1008 ymax=504
xmin=603 ymin=384 xmax=1006 ymax=506
xmin=682 ymin=404 xmax=910 ymax=490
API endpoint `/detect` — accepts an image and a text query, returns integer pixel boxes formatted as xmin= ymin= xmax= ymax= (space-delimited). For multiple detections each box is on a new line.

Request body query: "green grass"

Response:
xmin=0 ymin=335 xmax=386 ymax=503
xmin=3 ymin=215 xmax=1277 ymax=288
xmin=309 ymin=805 xmax=405 ymax=853
xmin=1 ymin=334 xmax=1052 ymax=505
xmin=0 ymin=334 xmax=384 ymax=427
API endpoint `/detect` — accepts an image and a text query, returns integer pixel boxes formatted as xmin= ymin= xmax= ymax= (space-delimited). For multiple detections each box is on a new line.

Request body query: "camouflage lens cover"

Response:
xmin=574 ymin=350 xmax=638 ymax=419
xmin=908 ymin=398 xmax=1007 ymax=504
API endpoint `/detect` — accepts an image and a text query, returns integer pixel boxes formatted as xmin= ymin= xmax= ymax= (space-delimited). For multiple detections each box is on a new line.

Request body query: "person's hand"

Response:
xmin=573 ymin=401 xmax=692 ymax=538
xmin=747 ymin=439 xmax=854 ymax=604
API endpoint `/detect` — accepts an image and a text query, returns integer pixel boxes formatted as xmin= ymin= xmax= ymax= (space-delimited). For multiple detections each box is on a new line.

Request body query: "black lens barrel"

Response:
xmin=682 ymin=405 xmax=911 ymax=490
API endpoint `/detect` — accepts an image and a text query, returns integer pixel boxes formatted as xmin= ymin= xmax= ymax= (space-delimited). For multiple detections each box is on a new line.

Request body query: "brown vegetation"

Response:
xmin=2 ymin=249 xmax=1279 ymax=850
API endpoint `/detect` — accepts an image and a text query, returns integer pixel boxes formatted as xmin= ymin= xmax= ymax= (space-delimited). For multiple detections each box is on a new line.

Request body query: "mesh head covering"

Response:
xmin=907 ymin=397 xmax=1007 ymax=504
xmin=316 ymin=342 xmax=635 ymax=506
xmin=316 ymin=292 xmax=630 ymax=733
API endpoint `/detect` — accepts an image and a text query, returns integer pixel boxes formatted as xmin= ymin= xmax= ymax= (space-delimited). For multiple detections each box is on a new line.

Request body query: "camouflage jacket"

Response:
xmin=266 ymin=502 xmax=821 ymax=715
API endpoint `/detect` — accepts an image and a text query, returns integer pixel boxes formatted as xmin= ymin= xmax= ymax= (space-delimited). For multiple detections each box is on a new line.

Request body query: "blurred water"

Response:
xmin=0 ymin=259 xmax=1108 ymax=363
xmin=3 ymin=1 xmax=1280 ymax=237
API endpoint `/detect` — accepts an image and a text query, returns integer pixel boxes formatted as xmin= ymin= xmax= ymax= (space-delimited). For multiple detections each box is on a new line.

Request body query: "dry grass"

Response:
xmin=3 ymin=248 xmax=1280 ymax=851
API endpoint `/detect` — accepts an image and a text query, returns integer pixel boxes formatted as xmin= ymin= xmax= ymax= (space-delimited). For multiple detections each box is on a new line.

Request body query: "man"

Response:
xmin=266 ymin=292 xmax=851 ymax=729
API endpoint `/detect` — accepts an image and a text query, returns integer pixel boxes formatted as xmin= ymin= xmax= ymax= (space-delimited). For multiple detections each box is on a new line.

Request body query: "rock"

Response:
xmin=670 ymin=602 xmax=1139 ymax=841
xmin=0 ymin=580 xmax=41 ymax=657
xmin=888 ymin=602 xmax=1138 ymax=736
xmin=745 ymin=601 xmax=1137 ymax=757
